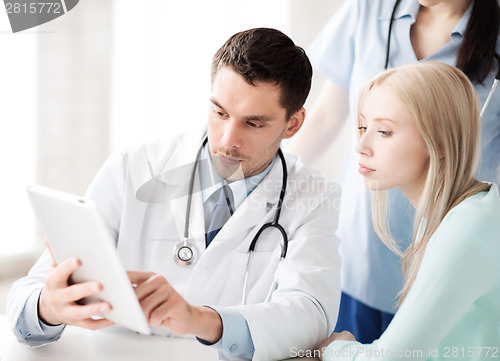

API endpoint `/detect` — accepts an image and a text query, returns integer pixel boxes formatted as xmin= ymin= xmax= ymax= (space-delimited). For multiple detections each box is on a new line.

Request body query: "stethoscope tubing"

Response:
xmin=247 ymin=149 xmax=289 ymax=259
xmin=480 ymin=53 xmax=500 ymax=118
xmin=183 ymin=138 xmax=207 ymax=242
xmin=242 ymin=149 xmax=289 ymax=304
xmin=178 ymin=136 xmax=289 ymax=305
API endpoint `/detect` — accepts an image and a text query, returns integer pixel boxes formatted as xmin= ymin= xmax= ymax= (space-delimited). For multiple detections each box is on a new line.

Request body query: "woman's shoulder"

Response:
xmin=435 ymin=184 xmax=500 ymax=246
xmin=449 ymin=184 xmax=500 ymax=217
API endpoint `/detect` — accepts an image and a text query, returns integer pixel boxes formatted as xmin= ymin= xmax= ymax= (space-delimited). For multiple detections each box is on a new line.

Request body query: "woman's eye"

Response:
xmin=357 ymin=126 xmax=367 ymax=134
xmin=378 ymin=130 xmax=392 ymax=137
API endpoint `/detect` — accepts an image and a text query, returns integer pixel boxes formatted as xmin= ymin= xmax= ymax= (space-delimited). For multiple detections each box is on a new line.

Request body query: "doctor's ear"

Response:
xmin=282 ymin=107 xmax=305 ymax=139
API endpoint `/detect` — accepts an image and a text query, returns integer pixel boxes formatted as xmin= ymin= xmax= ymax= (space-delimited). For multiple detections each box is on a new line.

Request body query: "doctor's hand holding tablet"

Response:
xmin=25 ymin=185 xmax=150 ymax=335
xmin=39 ymin=246 xmax=223 ymax=343
xmin=29 ymin=184 xmax=222 ymax=342
xmin=38 ymin=256 xmax=114 ymax=330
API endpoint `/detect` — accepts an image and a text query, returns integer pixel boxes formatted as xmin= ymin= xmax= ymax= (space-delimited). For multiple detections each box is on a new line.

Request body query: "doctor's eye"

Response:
xmin=247 ymin=121 xmax=264 ymax=129
xmin=212 ymin=106 xmax=228 ymax=119
xmin=215 ymin=110 xmax=229 ymax=119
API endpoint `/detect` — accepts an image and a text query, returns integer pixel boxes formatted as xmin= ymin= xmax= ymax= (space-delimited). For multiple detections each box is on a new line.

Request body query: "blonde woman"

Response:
xmin=289 ymin=0 xmax=500 ymax=343
xmin=318 ymin=62 xmax=500 ymax=360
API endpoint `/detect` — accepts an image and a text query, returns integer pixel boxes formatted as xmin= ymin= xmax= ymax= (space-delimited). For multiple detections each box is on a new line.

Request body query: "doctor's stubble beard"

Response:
xmin=210 ymin=130 xmax=285 ymax=182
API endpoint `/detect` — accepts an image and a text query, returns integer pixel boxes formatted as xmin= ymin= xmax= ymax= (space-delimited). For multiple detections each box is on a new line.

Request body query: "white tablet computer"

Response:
xmin=26 ymin=184 xmax=151 ymax=335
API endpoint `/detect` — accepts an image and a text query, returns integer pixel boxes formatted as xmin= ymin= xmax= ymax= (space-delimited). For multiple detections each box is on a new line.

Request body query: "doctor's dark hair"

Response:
xmin=211 ymin=28 xmax=313 ymax=119
xmin=457 ymin=0 xmax=499 ymax=83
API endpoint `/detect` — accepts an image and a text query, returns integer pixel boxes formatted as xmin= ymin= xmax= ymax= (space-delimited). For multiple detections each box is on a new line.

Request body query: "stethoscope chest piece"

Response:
xmin=173 ymin=238 xmax=198 ymax=266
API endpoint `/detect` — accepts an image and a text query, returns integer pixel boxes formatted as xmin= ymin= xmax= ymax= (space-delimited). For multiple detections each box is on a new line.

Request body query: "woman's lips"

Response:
xmin=359 ymin=163 xmax=375 ymax=175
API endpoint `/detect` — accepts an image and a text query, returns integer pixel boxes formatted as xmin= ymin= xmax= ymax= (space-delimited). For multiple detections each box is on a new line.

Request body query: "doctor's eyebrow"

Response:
xmin=210 ymin=98 xmax=274 ymax=123
xmin=210 ymin=98 xmax=224 ymax=110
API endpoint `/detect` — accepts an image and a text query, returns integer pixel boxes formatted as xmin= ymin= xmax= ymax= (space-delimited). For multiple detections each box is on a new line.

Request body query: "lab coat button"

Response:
xmin=230 ymin=344 xmax=238 ymax=352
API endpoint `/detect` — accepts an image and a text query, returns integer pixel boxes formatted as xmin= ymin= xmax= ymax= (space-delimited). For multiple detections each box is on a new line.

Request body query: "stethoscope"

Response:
xmin=173 ymin=137 xmax=289 ymax=302
xmin=385 ymin=0 xmax=500 ymax=117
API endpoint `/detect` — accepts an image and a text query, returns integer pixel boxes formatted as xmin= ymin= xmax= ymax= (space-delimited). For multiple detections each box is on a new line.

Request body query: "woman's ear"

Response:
xmin=283 ymin=107 xmax=305 ymax=139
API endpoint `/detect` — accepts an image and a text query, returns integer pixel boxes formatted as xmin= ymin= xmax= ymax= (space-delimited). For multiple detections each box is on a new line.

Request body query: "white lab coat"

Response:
xmin=8 ymin=131 xmax=341 ymax=361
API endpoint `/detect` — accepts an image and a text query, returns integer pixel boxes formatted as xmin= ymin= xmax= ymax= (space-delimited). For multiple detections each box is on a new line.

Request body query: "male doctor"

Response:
xmin=8 ymin=28 xmax=341 ymax=361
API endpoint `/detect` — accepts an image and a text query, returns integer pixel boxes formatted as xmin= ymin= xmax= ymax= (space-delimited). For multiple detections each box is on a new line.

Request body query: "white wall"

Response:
xmin=0 ymin=13 xmax=37 ymax=257
xmin=0 ymin=0 xmax=114 ymax=266
xmin=110 ymin=0 xmax=289 ymax=152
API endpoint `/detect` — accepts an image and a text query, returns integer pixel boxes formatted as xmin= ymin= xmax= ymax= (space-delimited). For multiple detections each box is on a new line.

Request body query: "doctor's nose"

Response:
xmin=221 ymin=121 xmax=242 ymax=149
xmin=355 ymin=134 xmax=372 ymax=156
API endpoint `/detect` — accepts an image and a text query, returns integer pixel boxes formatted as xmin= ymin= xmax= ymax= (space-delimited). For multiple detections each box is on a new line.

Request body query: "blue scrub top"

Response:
xmin=308 ymin=0 xmax=500 ymax=313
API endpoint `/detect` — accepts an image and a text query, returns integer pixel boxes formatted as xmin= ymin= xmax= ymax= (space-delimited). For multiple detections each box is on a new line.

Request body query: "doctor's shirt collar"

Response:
xmin=198 ymin=143 xmax=276 ymax=210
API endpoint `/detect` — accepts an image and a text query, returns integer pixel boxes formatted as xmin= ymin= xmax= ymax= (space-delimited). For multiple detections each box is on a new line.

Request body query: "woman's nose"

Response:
xmin=355 ymin=133 xmax=372 ymax=156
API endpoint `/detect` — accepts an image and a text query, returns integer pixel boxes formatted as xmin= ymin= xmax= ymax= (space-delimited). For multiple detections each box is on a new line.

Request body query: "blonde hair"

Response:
xmin=357 ymin=62 xmax=489 ymax=305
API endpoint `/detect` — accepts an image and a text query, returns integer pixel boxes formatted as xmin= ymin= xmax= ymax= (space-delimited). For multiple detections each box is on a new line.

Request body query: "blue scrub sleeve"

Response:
xmin=196 ymin=307 xmax=255 ymax=360
xmin=15 ymin=288 xmax=66 ymax=346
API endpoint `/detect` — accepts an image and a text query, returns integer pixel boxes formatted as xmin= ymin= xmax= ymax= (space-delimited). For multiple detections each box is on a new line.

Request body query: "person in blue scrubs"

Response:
xmin=289 ymin=0 xmax=500 ymax=343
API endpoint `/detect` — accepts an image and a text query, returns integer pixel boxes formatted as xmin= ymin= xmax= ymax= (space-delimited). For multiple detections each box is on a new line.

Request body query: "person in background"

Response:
xmin=7 ymin=28 xmax=341 ymax=361
xmin=318 ymin=61 xmax=500 ymax=360
xmin=289 ymin=0 xmax=500 ymax=343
